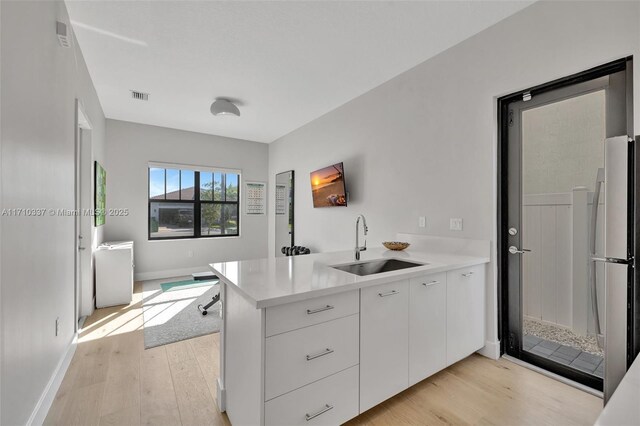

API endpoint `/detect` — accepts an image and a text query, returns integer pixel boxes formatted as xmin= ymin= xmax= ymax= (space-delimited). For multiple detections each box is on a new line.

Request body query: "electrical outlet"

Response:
xmin=450 ymin=218 xmax=463 ymax=231
xmin=187 ymin=250 xmax=193 ymax=258
xmin=55 ymin=317 xmax=60 ymax=337
xmin=418 ymin=216 xmax=426 ymax=228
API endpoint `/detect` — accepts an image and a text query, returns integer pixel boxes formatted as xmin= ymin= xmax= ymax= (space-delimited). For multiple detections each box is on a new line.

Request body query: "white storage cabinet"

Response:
xmin=446 ymin=264 xmax=486 ymax=365
xmin=360 ymin=279 xmax=409 ymax=412
xmin=409 ymin=272 xmax=447 ymax=385
xmin=95 ymin=241 xmax=134 ymax=308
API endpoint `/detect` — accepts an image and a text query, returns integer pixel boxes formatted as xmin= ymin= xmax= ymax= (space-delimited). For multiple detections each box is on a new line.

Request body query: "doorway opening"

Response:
xmin=498 ymin=57 xmax=637 ymax=400
xmin=75 ymin=100 xmax=94 ymax=331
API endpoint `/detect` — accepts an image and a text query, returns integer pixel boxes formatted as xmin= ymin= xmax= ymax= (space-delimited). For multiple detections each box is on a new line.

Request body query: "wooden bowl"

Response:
xmin=382 ymin=241 xmax=410 ymax=251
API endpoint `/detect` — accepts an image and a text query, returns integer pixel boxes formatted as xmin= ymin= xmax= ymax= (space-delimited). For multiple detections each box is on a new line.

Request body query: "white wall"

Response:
xmin=523 ymin=90 xmax=605 ymax=194
xmin=0 ymin=1 xmax=106 ymax=424
xmin=268 ymin=1 xmax=640 ymax=356
xmin=105 ymin=119 xmax=269 ymax=279
xmin=1 ymin=1 xmax=4 ymax=421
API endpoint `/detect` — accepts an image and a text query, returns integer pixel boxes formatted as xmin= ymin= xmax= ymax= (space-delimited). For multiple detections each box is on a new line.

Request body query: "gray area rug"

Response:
xmin=142 ymin=277 xmax=221 ymax=349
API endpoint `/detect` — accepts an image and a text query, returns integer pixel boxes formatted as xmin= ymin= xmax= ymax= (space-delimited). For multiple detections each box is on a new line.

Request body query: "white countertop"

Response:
xmin=596 ymin=354 xmax=640 ymax=425
xmin=210 ymin=248 xmax=489 ymax=309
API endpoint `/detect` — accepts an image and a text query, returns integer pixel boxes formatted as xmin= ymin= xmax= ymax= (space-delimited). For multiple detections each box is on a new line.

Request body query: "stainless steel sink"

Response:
xmin=331 ymin=259 xmax=426 ymax=276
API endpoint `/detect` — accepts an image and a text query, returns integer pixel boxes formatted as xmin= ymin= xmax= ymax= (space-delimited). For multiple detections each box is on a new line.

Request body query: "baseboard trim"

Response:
xmin=27 ymin=333 xmax=78 ymax=426
xmin=135 ymin=265 xmax=211 ymax=282
xmin=477 ymin=339 xmax=500 ymax=360
xmin=216 ymin=378 xmax=226 ymax=412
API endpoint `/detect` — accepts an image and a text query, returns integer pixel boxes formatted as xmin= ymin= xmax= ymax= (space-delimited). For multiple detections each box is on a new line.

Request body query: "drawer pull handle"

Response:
xmin=305 ymin=404 xmax=333 ymax=421
xmin=306 ymin=348 xmax=334 ymax=361
xmin=306 ymin=305 xmax=334 ymax=315
xmin=462 ymin=272 xmax=474 ymax=277
xmin=378 ymin=289 xmax=399 ymax=297
xmin=422 ymin=280 xmax=439 ymax=287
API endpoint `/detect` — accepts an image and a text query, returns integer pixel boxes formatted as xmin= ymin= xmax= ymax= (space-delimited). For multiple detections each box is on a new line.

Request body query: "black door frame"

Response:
xmin=497 ymin=57 xmax=636 ymax=390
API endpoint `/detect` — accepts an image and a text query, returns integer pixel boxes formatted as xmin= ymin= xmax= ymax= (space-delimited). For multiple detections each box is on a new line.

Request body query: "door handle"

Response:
xmin=78 ymin=247 xmax=86 ymax=251
xmin=508 ymin=246 xmax=531 ymax=255
xmin=591 ymin=256 xmax=633 ymax=265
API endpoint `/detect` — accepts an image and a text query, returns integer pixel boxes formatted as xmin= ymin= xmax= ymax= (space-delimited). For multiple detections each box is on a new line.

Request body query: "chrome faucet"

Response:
xmin=355 ymin=214 xmax=368 ymax=261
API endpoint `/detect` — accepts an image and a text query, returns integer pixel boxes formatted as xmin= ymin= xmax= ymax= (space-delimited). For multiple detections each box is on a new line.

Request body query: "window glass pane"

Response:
xmin=222 ymin=204 xmax=239 ymax=235
xmin=180 ymin=170 xmax=195 ymax=200
xmin=166 ymin=169 xmax=180 ymax=200
xmin=226 ymin=174 xmax=239 ymax=201
xmin=150 ymin=202 xmax=194 ymax=238
xmin=200 ymin=172 xmax=213 ymax=201
xmin=213 ymin=172 xmax=223 ymax=201
xmin=201 ymin=204 xmax=222 ymax=236
xmin=200 ymin=203 xmax=239 ymax=236
xmin=149 ymin=168 xmax=165 ymax=199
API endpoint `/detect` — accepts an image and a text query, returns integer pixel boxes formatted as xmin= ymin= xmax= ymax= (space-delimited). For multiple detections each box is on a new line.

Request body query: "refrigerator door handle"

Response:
xmin=592 ymin=256 xmax=634 ymax=265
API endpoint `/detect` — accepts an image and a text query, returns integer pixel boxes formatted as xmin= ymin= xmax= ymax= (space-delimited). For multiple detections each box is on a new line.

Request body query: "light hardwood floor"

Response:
xmin=45 ymin=282 xmax=603 ymax=426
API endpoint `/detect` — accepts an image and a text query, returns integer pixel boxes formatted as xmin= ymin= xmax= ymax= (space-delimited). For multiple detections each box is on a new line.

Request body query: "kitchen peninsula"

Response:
xmin=211 ymin=235 xmax=490 ymax=426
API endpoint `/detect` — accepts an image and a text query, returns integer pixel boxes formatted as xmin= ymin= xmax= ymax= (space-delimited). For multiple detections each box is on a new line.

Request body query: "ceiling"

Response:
xmin=65 ymin=1 xmax=533 ymax=143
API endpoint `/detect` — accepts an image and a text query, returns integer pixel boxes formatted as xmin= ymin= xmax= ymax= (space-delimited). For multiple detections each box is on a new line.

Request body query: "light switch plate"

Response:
xmin=450 ymin=218 xmax=463 ymax=231
xmin=418 ymin=216 xmax=426 ymax=228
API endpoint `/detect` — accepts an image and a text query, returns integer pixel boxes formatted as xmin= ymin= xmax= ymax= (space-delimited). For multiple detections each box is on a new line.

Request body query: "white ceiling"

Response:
xmin=65 ymin=1 xmax=533 ymax=143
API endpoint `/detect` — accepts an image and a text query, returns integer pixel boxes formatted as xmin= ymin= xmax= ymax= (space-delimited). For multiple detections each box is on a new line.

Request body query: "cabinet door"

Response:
xmin=446 ymin=264 xmax=485 ymax=366
xmin=409 ymin=272 xmax=447 ymax=386
xmin=360 ymin=280 xmax=409 ymax=413
xmin=95 ymin=246 xmax=134 ymax=308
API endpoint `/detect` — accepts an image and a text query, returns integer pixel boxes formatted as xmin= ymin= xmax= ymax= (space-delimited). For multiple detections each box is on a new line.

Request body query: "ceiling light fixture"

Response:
xmin=210 ymin=98 xmax=240 ymax=117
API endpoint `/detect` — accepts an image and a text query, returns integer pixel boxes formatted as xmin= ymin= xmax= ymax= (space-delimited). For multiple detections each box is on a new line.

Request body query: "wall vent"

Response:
xmin=56 ymin=22 xmax=71 ymax=48
xmin=130 ymin=90 xmax=149 ymax=101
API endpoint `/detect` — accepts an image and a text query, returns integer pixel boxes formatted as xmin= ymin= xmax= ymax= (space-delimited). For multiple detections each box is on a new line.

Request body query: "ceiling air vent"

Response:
xmin=130 ymin=90 xmax=149 ymax=101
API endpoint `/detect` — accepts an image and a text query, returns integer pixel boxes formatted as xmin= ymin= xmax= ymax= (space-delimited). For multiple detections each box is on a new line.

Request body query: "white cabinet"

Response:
xmin=220 ymin=259 xmax=488 ymax=425
xmin=95 ymin=241 xmax=134 ymax=308
xmin=409 ymin=272 xmax=447 ymax=386
xmin=265 ymin=314 xmax=359 ymax=400
xmin=360 ymin=280 xmax=409 ymax=412
xmin=265 ymin=290 xmax=359 ymax=337
xmin=265 ymin=366 xmax=359 ymax=426
xmin=261 ymin=295 xmax=360 ymax=425
xmin=446 ymin=264 xmax=486 ymax=365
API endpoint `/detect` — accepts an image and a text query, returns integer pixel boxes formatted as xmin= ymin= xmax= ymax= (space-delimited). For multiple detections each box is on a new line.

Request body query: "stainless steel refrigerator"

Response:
xmin=595 ymin=135 xmax=635 ymax=402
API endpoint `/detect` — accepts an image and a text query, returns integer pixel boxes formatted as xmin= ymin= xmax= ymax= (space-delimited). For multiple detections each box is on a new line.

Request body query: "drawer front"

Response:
xmin=265 ymin=314 xmax=359 ymax=400
xmin=266 ymin=290 xmax=359 ymax=337
xmin=446 ymin=264 xmax=486 ymax=365
xmin=265 ymin=366 xmax=359 ymax=426
xmin=409 ymin=272 xmax=447 ymax=386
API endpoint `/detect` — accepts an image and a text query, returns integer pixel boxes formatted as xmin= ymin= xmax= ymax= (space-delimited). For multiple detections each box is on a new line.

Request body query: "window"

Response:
xmin=149 ymin=166 xmax=240 ymax=240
